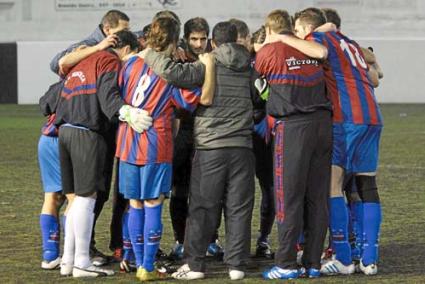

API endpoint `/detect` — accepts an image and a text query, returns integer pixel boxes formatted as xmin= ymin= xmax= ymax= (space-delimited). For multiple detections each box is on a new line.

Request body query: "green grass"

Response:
xmin=0 ymin=104 xmax=424 ymax=283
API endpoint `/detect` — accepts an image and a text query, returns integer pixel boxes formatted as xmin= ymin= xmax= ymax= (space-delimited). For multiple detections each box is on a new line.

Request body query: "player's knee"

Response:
xmin=355 ymin=175 xmax=380 ymax=203
xmin=129 ymin=199 xmax=143 ymax=209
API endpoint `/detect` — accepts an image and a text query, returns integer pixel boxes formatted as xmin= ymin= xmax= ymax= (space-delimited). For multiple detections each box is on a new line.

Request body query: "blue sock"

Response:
xmin=351 ymin=201 xmax=363 ymax=259
xmin=362 ymin=203 xmax=382 ymax=265
xmin=143 ymin=204 xmax=163 ymax=272
xmin=128 ymin=206 xmax=145 ymax=268
xmin=40 ymin=214 xmax=60 ymax=261
xmin=329 ymin=197 xmax=352 ymax=265
xmin=122 ymin=211 xmax=134 ymax=261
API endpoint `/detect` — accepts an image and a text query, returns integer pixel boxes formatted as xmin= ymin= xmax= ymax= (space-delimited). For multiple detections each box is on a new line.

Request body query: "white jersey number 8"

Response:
xmin=132 ymin=74 xmax=151 ymax=107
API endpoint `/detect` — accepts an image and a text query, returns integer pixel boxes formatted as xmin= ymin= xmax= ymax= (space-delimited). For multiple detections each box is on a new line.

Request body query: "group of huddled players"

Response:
xmin=37 ymin=6 xmax=384 ymax=281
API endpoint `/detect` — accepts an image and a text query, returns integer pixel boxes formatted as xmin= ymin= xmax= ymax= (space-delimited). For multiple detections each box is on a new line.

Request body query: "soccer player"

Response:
xmin=168 ymin=16 xmax=225 ymax=260
xmin=55 ymin=30 xmax=151 ymax=278
xmin=256 ymin=10 xmax=332 ymax=280
xmin=293 ymin=7 xmax=383 ymax=276
xmin=171 ymin=21 xmax=255 ymax=281
xmin=37 ymin=81 xmax=66 ymax=270
xmin=50 ymin=9 xmax=131 ymax=266
xmin=115 ymin=16 xmax=215 ymax=281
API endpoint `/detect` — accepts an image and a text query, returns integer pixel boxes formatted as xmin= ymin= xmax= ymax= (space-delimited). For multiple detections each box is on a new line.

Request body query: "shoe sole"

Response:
xmin=73 ymin=267 xmax=114 ymax=278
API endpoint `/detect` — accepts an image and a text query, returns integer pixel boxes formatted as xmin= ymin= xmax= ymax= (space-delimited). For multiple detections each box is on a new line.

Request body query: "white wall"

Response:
xmin=17 ymin=41 xmax=70 ymax=104
xmin=5 ymin=0 xmax=425 ymax=103
xmin=357 ymin=39 xmax=425 ymax=103
xmin=16 ymin=39 xmax=425 ymax=104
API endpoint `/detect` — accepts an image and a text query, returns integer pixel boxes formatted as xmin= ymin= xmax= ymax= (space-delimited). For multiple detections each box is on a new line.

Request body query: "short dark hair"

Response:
xmin=147 ymin=17 xmax=180 ymax=52
xmin=153 ymin=10 xmax=181 ymax=25
xmin=228 ymin=18 xmax=249 ymax=38
xmin=115 ymin=30 xmax=140 ymax=51
xmin=322 ymin=8 xmax=341 ymax=29
xmin=133 ymin=24 xmax=151 ymax=40
xmin=294 ymin=7 xmax=326 ymax=30
xmin=184 ymin=17 xmax=209 ymax=39
xmin=142 ymin=24 xmax=152 ymax=36
xmin=212 ymin=21 xmax=238 ymax=47
xmin=251 ymin=25 xmax=266 ymax=44
xmin=101 ymin=10 xmax=129 ymax=28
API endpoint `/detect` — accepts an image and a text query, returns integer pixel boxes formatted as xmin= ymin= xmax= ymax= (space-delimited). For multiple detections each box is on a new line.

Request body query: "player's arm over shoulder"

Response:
xmin=280 ymin=33 xmax=328 ymax=60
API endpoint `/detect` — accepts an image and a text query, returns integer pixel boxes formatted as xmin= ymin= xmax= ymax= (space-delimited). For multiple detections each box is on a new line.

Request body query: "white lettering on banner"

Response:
xmin=55 ymin=0 xmax=181 ymax=10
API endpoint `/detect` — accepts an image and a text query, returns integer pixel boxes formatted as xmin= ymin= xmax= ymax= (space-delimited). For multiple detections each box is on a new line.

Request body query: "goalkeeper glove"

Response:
xmin=119 ymin=105 xmax=153 ymax=133
xmin=254 ymin=77 xmax=270 ymax=101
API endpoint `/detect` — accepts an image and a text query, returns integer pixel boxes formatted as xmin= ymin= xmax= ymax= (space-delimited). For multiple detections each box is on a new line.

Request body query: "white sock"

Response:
xmin=62 ymin=203 xmax=75 ymax=265
xmin=72 ymin=196 xmax=96 ymax=269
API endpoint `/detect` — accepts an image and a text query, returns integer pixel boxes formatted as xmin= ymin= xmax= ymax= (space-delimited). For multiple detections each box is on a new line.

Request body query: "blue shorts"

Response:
xmin=38 ymin=135 xmax=62 ymax=193
xmin=119 ymin=161 xmax=172 ymax=200
xmin=332 ymin=123 xmax=382 ymax=173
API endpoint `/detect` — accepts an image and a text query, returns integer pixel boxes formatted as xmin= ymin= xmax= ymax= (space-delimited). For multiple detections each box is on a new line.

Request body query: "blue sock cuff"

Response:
xmin=362 ymin=203 xmax=382 ymax=265
xmin=128 ymin=206 xmax=145 ymax=268
xmin=329 ymin=197 xmax=351 ymax=265
xmin=40 ymin=214 xmax=60 ymax=262
xmin=143 ymin=204 xmax=163 ymax=272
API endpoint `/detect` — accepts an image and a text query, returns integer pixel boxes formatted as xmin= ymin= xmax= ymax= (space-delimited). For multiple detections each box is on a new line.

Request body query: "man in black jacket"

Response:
xmin=169 ymin=21 xmax=255 ymax=281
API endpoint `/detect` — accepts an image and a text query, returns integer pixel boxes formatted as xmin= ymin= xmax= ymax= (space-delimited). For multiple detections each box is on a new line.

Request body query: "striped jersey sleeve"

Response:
xmin=308 ymin=31 xmax=382 ymax=125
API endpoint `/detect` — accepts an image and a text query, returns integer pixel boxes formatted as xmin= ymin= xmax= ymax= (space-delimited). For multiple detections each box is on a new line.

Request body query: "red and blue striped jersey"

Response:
xmin=308 ymin=32 xmax=382 ymax=125
xmin=115 ymin=56 xmax=201 ymax=165
xmin=41 ymin=114 xmax=59 ymax=137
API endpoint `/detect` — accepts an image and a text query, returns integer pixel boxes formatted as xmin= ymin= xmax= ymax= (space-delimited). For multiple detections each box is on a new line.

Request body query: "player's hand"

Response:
xmin=198 ymin=53 xmax=215 ymax=66
xmin=173 ymin=47 xmax=188 ymax=62
xmin=96 ymin=34 xmax=118 ymax=51
xmin=119 ymin=105 xmax=153 ymax=133
xmin=314 ymin=23 xmax=337 ymax=33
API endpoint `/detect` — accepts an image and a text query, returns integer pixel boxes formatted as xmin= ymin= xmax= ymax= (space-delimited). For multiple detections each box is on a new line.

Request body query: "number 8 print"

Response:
xmin=132 ymin=74 xmax=151 ymax=107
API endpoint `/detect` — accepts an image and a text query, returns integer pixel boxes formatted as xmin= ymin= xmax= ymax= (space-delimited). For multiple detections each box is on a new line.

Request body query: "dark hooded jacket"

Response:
xmin=193 ymin=43 xmax=254 ymax=149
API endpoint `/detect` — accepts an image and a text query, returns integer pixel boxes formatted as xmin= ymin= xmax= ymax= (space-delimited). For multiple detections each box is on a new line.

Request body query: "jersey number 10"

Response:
xmin=340 ymin=39 xmax=367 ymax=69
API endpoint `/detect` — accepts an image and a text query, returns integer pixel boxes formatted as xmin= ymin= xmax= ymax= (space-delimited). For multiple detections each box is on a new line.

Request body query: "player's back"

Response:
xmin=310 ymin=31 xmax=382 ymax=125
xmin=57 ymin=50 xmax=121 ymax=132
xmin=255 ymin=41 xmax=330 ymax=119
xmin=116 ymin=55 xmax=199 ymax=165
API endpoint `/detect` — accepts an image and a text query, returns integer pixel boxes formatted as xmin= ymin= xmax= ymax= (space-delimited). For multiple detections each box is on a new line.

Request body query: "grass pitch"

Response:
xmin=0 ymin=104 xmax=424 ymax=283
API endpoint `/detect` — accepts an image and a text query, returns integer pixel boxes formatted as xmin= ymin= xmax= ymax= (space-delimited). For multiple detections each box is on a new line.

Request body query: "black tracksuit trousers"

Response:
xmin=273 ymin=111 xmax=332 ymax=270
xmin=184 ymin=147 xmax=255 ymax=272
